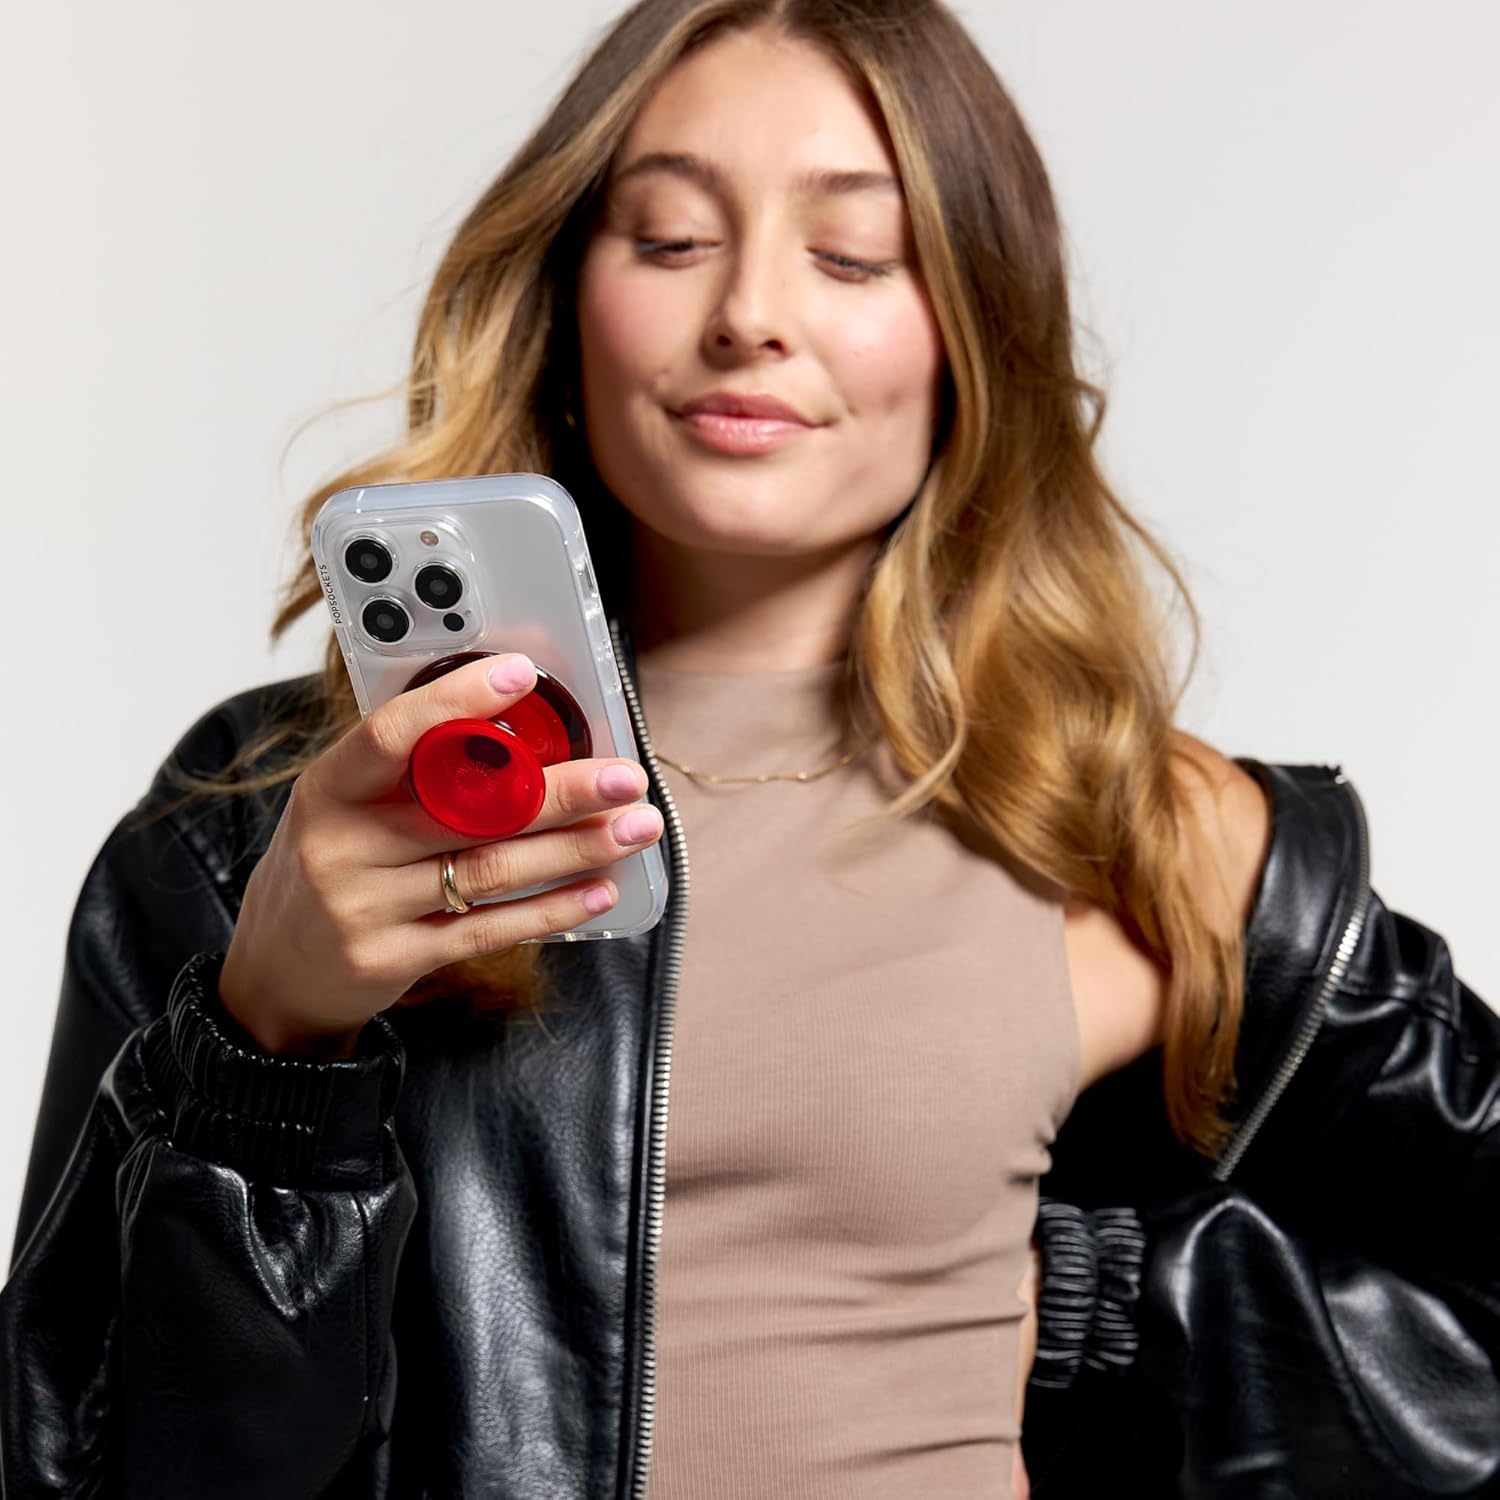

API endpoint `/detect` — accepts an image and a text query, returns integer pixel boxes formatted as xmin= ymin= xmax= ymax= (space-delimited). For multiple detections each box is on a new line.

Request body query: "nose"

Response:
xmin=700 ymin=232 xmax=794 ymax=362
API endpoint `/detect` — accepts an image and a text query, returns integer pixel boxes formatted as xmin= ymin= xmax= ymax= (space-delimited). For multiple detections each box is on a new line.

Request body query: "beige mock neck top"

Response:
xmin=635 ymin=656 xmax=1079 ymax=1500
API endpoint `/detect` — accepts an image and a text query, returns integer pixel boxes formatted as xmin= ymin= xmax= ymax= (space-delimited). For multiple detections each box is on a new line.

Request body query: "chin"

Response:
xmin=639 ymin=473 xmax=848 ymax=557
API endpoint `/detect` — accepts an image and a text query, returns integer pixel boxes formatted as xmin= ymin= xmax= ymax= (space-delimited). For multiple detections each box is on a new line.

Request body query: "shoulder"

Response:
xmin=152 ymin=673 xmax=326 ymax=789
xmin=1168 ymin=734 xmax=1273 ymax=936
xmin=1063 ymin=735 xmax=1272 ymax=1092
xmin=102 ymin=674 xmax=327 ymax=912
xmin=53 ymin=674 xmax=332 ymax=1083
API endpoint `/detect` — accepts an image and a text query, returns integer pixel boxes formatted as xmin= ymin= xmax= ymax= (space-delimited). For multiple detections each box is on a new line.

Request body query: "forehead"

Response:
xmin=615 ymin=27 xmax=901 ymax=190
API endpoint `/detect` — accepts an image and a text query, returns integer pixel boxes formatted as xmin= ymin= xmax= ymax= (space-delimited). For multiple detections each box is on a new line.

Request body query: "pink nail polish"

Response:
xmin=597 ymin=764 xmax=642 ymax=801
xmin=581 ymin=884 xmax=616 ymax=914
xmin=613 ymin=808 xmax=662 ymax=846
xmin=488 ymin=654 xmax=535 ymax=694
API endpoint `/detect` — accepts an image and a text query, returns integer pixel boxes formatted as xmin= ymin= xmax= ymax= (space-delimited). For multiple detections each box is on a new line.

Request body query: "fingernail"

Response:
xmin=581 ymin=883 xmax=616 ymax=915
xmin=597 ymin=764 xmax=643 ymax=801
xmin=612 ymin=807 xmax=663 ymax=846
xmin=488 ymin=654 xmax=535 ymax=694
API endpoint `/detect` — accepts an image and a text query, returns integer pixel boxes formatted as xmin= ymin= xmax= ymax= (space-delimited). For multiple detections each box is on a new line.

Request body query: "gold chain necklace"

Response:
xmin=653 ymin=743 xmax=866 ymax=786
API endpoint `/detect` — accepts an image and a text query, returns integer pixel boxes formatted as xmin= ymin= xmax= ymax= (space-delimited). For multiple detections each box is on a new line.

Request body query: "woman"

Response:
xmin=3 ymin=1 xmax=1494 ymax=1497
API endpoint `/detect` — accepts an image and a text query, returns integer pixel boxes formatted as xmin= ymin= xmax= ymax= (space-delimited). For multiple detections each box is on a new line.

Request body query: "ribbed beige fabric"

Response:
xmin=635 ymin=654 xmax=1080 ymax=1500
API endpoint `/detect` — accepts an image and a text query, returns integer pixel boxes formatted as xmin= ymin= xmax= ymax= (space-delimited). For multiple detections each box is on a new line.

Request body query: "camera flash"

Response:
xmin=419 ymin=530 xmax=440 ymax=546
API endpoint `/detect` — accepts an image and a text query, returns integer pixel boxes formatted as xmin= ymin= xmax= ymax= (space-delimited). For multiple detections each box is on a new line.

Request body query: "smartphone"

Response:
xmin=310 ymin=471 xmax=668 ymax=941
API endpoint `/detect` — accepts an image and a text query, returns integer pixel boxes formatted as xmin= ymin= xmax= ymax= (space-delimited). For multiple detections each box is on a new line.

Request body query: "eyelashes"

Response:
xmin=819 ymin=250 xmax=898 ymax=280
xmin=633 ymin=238 xmax=898 ymax=281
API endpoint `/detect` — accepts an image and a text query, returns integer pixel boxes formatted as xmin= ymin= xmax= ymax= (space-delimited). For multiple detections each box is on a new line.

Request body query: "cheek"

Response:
xmin=577 ymin=256 xmax=683 ymax=390
xmin=832 ymin=294 xmax=945 ymax=424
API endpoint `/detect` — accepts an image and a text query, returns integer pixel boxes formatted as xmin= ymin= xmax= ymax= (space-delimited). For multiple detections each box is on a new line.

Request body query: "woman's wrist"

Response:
xmin=219 ymin=943 xmax=363 ymax=1060
xmin=151 ymin=953 xmax=405 ymax=1189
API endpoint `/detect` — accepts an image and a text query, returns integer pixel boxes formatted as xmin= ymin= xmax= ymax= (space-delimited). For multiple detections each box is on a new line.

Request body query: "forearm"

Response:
xmin=2 ymin=955 xmax=416 ymax=1498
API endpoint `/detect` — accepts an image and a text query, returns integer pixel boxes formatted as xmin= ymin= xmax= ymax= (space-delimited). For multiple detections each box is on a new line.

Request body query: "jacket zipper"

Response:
xmin=1213 ymin=771 xmax=1371 ymax=1182
xmin=610 ymin=619 xmax=690 ymax=1500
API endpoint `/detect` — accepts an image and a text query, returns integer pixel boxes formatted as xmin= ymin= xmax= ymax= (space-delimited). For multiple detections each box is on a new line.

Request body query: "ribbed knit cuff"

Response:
xmin=143 ymin=951 xmax=405 ymax=1189
xmin=1029 ymin=1198 xmax=1146 ymax=1390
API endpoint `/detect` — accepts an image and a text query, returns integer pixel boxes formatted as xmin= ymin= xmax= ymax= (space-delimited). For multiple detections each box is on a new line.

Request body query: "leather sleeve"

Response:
xmin=1026 ymin=780 xmax=1500 ymax=1498
xmin=11 ymin=673 xmax=321 ymax=1256
xmin=1237 ymin=886 xmax=1500 ymax=1280
xmin=1 ymin=959 xmax=416 ymax=1499
xmin=1 ymin=693 xmax=418 ymax=1498
xmin=1128 ymin=893 xmax=1500 ymax=1500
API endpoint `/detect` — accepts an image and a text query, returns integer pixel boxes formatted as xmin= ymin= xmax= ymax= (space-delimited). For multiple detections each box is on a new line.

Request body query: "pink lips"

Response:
xmin=674 ymin=390 xmax=818 ymax=456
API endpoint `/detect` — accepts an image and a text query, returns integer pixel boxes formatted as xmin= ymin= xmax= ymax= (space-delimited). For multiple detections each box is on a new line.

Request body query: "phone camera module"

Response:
xmin=362 ymin=597 xmax=411 ymax=644
xmin=414 ymin=564 xmax=463 ymax=610
xmin=345 ymin=537 xmax=393 ymax=584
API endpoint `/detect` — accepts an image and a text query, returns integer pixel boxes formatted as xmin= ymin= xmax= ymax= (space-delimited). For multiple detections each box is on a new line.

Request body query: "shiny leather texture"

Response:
xmin=1022 ymin=763 xmax=1500 ymax=1498
xmin=3 ymin=650 xmax=1496 ymax=1498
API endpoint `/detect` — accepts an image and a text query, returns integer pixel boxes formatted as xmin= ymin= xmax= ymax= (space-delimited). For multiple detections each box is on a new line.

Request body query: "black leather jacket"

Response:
xmin=3 ymin=633 xmax=1497 ymax=1498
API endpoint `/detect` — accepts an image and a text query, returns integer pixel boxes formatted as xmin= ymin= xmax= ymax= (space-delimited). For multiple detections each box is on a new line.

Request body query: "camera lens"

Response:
xmin=414 ymin=564 xmax=463 ymax=610
xmin=362 ymin=597 xmax=410 ymax=644
xmin=345 ymin=537 xmax=393 ymax=583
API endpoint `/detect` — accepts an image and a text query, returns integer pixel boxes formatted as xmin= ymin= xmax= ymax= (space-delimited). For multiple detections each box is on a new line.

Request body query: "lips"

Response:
xmin=671 ymin=392 xmax=820 ymax=456
xmin=676 ymin=391 xmax=814 ymax=425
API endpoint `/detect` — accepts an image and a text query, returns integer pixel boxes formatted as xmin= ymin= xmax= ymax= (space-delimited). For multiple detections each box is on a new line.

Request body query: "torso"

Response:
xmin=635 ymin=657 xmax=1080 ymax=1500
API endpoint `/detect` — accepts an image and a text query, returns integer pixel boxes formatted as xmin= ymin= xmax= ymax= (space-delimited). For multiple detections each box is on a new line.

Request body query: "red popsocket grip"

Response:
xmin=404 ymin=654 xmax=592 ymax=840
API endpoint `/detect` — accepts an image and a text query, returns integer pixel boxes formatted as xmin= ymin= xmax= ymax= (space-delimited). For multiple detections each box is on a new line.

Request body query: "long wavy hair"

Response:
xmin=188 ymin=0 xmax=1242 ymax=1155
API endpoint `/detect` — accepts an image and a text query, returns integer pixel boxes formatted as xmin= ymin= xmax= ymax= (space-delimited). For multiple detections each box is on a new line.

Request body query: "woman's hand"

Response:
xmin=1013 ymin=1241 xmax=1039 ymax=1499
xmin=219 ymin=651 xmax=664 ymax=1057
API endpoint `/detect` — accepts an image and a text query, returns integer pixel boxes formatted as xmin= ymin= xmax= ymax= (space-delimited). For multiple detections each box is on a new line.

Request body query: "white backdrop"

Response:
xmin=3 ymin=1 xmax=1496 ymax=1257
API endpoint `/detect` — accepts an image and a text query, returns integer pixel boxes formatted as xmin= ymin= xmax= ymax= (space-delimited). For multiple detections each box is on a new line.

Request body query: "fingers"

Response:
xmin=392 ymin=802 xmax=664 ymax=920
xmin=406 ymin=874 xmax=625 ymax=971
xmin=349 ymin=755 xmax=654 ymax=868
xmin=540 ymin=758 xmax=649 ymax=835
xmin=312 ymin=652 xmax=539 ymax=805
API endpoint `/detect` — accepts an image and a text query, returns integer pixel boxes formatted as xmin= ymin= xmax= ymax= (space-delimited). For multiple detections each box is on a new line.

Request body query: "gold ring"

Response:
xmin=440 ymin=852 xmax=470 ymax=914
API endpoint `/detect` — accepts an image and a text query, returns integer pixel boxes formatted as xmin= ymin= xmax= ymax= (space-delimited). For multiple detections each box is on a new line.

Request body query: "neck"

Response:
xmin=627 ymin=526 xmax=877 ymax=673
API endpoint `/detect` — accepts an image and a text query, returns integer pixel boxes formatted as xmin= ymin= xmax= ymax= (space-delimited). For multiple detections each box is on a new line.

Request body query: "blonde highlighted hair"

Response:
xmin=205 ymin=0 xmax=1242 ymax=1154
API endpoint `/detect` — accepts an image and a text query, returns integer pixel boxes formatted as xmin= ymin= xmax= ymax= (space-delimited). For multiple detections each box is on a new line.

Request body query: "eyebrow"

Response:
xmin=612 ymin=151 xmax=902 ymax=200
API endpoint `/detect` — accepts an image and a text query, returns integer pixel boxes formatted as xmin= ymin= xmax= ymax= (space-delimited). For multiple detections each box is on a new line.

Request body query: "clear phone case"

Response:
xmin=310 ymin=472 xmax=668 ymax=941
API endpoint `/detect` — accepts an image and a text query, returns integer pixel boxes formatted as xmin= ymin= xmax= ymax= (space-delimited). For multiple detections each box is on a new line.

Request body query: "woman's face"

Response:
xmin=576 ymin=26 xmax=945 ymax=563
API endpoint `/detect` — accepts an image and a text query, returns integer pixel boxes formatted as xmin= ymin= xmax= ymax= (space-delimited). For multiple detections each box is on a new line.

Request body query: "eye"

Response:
xmin=632 ymin=239 xmax=898 ymax=281
xmin=816 ymin=251 xmax=898 ymax=281
xmin=634 ymin=238 xmax=711 ymax=261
